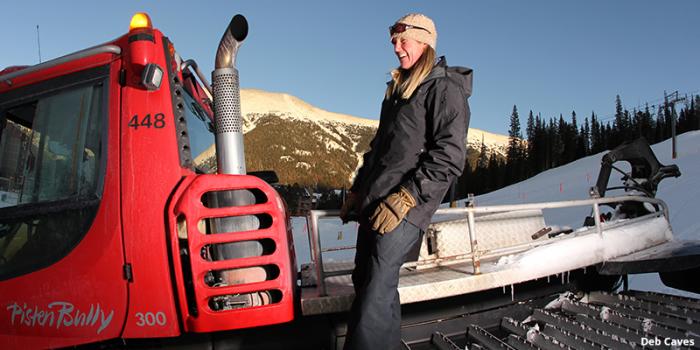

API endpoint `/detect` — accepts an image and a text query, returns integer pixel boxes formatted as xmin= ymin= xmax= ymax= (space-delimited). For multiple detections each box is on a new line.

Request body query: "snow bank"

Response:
xmin=512 ymin=217 xmax=671 ymax=274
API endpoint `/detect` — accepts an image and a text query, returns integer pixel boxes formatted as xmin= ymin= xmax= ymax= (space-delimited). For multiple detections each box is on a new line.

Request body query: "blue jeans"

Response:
xmin=344 ymin=219 xmax=422 ymax=350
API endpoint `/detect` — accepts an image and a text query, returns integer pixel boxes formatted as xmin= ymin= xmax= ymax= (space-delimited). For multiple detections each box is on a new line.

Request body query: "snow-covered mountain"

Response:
xmin=241 ymin=89 xmax=509 ymax=155
xmin=235 ymin=88 xmax=509 ymax=188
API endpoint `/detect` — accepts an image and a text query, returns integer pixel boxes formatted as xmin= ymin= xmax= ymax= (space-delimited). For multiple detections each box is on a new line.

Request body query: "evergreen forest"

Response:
xmin=455 ymin=93 xmax=700 ymax=197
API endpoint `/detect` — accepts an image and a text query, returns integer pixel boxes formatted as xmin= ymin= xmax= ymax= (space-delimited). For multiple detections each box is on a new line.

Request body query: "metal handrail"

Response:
xmin=180 ymin=59 xmax=213 ymax=100
xmin=305 ymin=194 xmax=669 ymax=296
xmin=1 ymin=45 xmax=121 ymax=83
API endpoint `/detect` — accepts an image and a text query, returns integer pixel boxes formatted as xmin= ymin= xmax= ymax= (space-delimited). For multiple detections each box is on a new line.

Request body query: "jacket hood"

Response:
xmin=424 ymin=56 xmax=473 ymax=97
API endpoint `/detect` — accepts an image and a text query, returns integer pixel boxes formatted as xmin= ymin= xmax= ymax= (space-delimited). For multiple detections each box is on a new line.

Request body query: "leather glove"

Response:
xmin=370 ymin=187 xmax=416 ymax=234
xmin=340 ymin=192 xmax=359 ymax=223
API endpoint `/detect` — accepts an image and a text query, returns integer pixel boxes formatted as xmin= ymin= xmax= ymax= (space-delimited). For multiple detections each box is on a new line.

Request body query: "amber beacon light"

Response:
xmin=129 ymin=12 xmax=153 ymax=31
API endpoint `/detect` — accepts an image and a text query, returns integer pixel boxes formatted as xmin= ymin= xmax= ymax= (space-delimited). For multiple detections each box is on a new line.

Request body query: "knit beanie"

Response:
xmin=390 ymin=13 xmax=437 ymax=50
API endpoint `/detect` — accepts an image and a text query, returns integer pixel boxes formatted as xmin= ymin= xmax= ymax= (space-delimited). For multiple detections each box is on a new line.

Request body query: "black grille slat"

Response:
xmin=573 ymin=313 xmax=643 ymax=347
xmin=589 ymin=299 xmax=700 ymax=334
xmin=625 ymin=291 xmax=700 ymax=311
xmin=532 ymin=309 xmax=630 ymax=349
xmin=505 ymin=334 xmax=538 ymax=350
xmin=590 ymin=292 xmax=700 ymax=322
xmin=500 ymin=317 xmax=528 ymax=338
xmin=466 ymin=325 xmax=516 ymax=350
xmin=429 ymin=332 xmax=461 ymax=350
xmin=541 ymin=324 xmax=601 ymax=350
xmin=403 ymin=291 xmax=700 ymax=349
xmin=562 ymin=300 xmax=639 ymax=330
xmin=500 ymin=317 xmax=571 ymax=350
xmin=501 ymin=317 xmax=572 ymax=350
xmin=562 ymin=299 xmax=695 ymax=342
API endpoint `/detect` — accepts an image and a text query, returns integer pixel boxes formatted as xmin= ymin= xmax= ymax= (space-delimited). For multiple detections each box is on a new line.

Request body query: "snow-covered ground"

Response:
xmin=291 ymin=131 xmax=700 ymax=297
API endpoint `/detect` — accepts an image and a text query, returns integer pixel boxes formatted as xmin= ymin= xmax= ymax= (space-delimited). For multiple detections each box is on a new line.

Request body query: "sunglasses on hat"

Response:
xmin=389 ymin=22 xmax=432 ymax=36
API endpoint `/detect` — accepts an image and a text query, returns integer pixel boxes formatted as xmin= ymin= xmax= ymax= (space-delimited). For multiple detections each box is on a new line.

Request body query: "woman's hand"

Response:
xmin=340 ymin=192 xmax=359 ymax=223
xmin=370 ymin=187 xmax=416 ymax=234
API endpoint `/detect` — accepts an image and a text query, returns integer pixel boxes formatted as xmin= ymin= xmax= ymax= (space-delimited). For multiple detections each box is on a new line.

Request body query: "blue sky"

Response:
xmin=1 ymin=1 xmax=698 ymax=135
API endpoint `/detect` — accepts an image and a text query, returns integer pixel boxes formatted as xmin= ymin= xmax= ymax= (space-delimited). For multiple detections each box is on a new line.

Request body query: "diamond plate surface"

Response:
xmin=418 ymin=209 xmax=547 ymax=264
xmin=300 ymin=216 xmax=672 ymax=316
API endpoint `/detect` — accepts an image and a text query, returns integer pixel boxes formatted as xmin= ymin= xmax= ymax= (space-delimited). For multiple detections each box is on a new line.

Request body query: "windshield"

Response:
xmin=182 ymin=73 xmax=217 ymax=173
xmin=183 ymin=89 xmax=216 ymax=173
xmin=0 ymin=67 xmax=107 ymax=280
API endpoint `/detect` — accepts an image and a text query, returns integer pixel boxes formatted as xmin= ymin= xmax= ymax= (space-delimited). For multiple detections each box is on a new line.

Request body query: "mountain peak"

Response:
xmin=223 ymin=88 xmax=511 ymax=188
xmin=240 ymin=88 xmax=508 ymax=150
xmin=241 ymin=89 xmax=378 ymax=132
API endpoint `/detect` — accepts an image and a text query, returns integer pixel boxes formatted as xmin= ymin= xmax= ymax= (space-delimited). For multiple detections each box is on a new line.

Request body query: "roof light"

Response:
xmin=129 ymin=13 xmax=152 ymax=31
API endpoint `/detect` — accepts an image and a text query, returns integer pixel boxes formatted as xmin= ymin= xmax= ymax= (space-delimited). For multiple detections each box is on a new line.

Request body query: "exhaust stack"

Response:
xmin=210 ymin=15 xmax=266 ymax=304
xmin=213 ymin=14 xmax=249 ymax=174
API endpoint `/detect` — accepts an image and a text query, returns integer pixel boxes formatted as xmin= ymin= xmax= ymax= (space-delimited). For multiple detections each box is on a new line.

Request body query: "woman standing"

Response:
xmin=341 ymin=13 xmax=473 ymax=350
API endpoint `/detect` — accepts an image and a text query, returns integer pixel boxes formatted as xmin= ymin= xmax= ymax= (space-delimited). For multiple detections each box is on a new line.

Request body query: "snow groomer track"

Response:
xmin=404 ymin=290 xmax=700 ymax=349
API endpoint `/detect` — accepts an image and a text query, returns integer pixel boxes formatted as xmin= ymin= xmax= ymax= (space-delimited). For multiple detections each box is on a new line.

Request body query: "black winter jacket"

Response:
xmin=351 ymin=57 xmax=472 ymax=231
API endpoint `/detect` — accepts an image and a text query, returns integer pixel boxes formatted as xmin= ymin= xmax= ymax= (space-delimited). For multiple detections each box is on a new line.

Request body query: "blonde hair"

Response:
xmin=386 ymin=46 xmax=436 ymax=100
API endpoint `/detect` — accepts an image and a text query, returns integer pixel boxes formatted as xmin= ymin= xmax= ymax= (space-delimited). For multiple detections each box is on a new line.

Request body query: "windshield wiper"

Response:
xmin=0 ymin=194 xmax=100 ymax=223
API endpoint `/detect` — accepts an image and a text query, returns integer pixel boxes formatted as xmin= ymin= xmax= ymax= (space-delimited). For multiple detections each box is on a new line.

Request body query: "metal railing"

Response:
xmin=1 ymin=45 xmax=121 ymax=83
xmin=305 ymin=195 xmax=669 ymax=296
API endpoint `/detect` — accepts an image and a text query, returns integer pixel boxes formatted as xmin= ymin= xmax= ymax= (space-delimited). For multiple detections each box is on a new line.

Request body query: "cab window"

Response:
xmin=182 ymin=83 xmax=216 ymax=173
xmin=0 ymin=67 xmax=107 ymax=280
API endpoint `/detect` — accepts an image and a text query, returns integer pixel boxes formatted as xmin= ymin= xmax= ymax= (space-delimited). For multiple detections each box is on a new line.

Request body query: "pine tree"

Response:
xmin=477 ymin=135 xmax=489 ymax=170
xmin=525 ymin=110 xmax=535 ymax=176
xmin=526 ymin=110 xmax=535 ymax=143
xmin=532 ymin=114 xmax=545 ymax=173
xmin=690 ymin=95 xmax=700 ymax=132
xmin=590 ymin=112 xmax=601 ymax=154
xmin=614 ymin=94 xmax=626 ymax=142
xmin=507 ymin=105 xmax=522 ymax=161
xmin=662 ymin=93 xmax=672 ymax=140
xmin=603 ymin=123 xmax=613 ymax=150
xmin=695 ymin=96 xmax=700 ymax=131
xmin=656 ymin=105 xmax=665 ymax=142
xmin=640 ymin=103 xmax=654 ymax=141
xmin=557 ymin=114 xmax=568 ymax=165
xmin=486 ymin=153 xmax=503 ymax=192
xmin=507 ymin=105 xmax=524 ymax=182
xmin=551 ymin=118 xmax=563 ymax=167
xmin=583 ymin=117 xmax=591 ymax=155
xmin=565 ymin=111 xmax=578 ymax=163
xmin=623 ymin=108 xmax=632 ymax=141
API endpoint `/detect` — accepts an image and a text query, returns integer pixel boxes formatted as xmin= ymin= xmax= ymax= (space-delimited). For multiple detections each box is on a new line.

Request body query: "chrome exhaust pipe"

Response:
xmin=213 ymin=14 xmax=248 ymax=175
xmin=210 ymin=15 xmax=266 ymax=300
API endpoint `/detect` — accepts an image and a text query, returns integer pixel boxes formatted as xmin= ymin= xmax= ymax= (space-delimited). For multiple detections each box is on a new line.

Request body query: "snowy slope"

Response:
xmin=469 ymin=131 xmax=700 ymax=297
xmin=291 ymin=131 xmax=700 ymax=297
xmin=472 ymin=131 xmax=700 ymax=241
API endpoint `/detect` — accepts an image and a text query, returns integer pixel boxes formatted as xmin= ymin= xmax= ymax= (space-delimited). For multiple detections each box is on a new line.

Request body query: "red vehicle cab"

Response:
xmin=0 ymin=13 xmax=295 ymax=349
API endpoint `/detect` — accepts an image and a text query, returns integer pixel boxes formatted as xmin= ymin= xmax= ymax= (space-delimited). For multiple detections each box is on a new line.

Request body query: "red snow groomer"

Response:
xmin=0 ymin=13 xmax=296 ymax=349
xmin=1 ymin=13 xmax=698 ymax=350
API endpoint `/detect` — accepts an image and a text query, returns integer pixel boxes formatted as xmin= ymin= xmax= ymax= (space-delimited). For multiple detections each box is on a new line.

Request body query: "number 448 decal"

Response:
xmin=128 ymin=113 xmax=166 ymax=129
